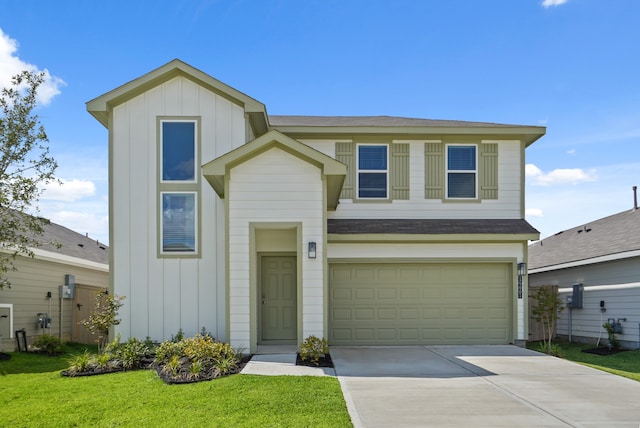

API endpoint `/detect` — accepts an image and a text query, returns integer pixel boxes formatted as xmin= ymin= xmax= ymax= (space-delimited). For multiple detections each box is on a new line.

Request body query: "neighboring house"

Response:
xmin=528 ymin=204 xmax=640 ymax=349
xmin=86 ymin=59 xmax=544 ymax=353
xmin=0 ymin=220 xmax=109 ymax=352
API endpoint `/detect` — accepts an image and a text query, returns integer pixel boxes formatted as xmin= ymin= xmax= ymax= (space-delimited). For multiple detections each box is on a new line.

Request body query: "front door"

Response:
xmin=261 ymin=256 xmax=297 ymax=342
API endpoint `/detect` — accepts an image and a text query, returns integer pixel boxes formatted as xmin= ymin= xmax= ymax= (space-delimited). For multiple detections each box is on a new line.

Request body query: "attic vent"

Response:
xmin=78 ymin=243 xmax=84 ymax=248
xmin=99 ymin=246 xmax=106 ymax=250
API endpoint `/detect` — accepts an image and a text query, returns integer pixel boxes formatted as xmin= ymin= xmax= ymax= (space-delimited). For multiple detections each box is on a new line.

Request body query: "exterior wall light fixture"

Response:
xmin=308 ymin=242 xmax=317 ymax=259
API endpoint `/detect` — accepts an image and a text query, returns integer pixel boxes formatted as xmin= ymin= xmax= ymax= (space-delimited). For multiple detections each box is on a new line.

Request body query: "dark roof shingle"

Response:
xmin=328 ymin=219 xmax=539 ymax=235
xmin=528 ymin=209 xmax=640 ymax=270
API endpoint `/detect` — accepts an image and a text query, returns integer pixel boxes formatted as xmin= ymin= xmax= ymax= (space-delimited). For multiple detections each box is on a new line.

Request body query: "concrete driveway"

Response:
xmin=331 ymin=346 xmax=640 ymax=427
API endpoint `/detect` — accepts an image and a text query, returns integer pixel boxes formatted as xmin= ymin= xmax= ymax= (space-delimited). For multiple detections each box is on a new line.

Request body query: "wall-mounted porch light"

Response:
xmin=308 ymin=242 xmax=317 ymax=259
xmin=517 ymin=262 xmax=526 ymax=299
xmin=517 ymin=262 xmax=527 ymax=277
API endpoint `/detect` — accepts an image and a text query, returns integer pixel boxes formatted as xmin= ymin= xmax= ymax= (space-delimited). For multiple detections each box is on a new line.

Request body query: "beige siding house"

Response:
xmin=0 ymin=222 xmax=109 ymax=352
xmin=87 ymin=59 xmax=544 ymax=353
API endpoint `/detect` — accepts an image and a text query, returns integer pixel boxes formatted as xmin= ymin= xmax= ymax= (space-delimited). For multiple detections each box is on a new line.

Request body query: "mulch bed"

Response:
xmin=581 ymin=347 xmax=629 ymax=356
xmin=295 ymin=353 xmax=334 ymax=368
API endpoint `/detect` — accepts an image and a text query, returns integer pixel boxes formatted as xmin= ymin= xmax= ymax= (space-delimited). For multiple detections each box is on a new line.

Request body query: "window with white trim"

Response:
xmin=357 ymin=145 xmax=388 ymax=198
xmin=161 ymin=192 xmax=197 ymax=253
xmin=161 ymin=120 xmax=196 ymax=182
xmin=446 ymin=145 xmax=477 ymax=199
xmin=158 ymin=118 xmax=199 ymax=256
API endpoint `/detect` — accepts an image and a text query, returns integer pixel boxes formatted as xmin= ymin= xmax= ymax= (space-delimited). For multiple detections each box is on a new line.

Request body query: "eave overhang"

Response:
xmin=202 ymin=130 xmax=347 ymax=210
xmin=272 ymin=125 xmax=546 ymax=147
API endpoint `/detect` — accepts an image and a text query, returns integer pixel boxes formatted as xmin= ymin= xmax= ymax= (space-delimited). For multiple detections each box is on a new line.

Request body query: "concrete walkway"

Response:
xmin=332 ymin=346 xmax=640 ymax=428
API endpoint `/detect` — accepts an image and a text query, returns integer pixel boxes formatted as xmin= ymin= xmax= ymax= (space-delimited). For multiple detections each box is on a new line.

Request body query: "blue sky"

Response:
xmin=1 ymin=0 xmax=639 ymax=244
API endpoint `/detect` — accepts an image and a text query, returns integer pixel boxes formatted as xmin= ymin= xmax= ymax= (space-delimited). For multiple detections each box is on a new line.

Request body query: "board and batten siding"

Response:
xmin=301 ymin=139 xmax=523 ymax=219
xmin=0 ymin=254 xmax=108 ymax=351
xmin=111 ymin=75 xmax=246 ymax=343
xmin=227 ymin=147 xmax=325 ymax=351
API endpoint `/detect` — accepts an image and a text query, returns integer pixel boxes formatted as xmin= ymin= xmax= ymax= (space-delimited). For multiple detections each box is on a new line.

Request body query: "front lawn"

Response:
xmin=529 ymin=341 xmax=640 ymax=382
xmin=0 ymin=350 xmax=351 ymax=427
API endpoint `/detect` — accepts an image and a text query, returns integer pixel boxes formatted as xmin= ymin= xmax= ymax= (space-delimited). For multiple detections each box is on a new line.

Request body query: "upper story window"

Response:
xmin=161 ymin=120 xmax=196 ymax=182
xmin=161 ymin=192 xmax=197 ymax=253
xmin=447 ymin=145 xmax=477 ymax=199
xmin=357 ymin=145 xmax=388 ymax=198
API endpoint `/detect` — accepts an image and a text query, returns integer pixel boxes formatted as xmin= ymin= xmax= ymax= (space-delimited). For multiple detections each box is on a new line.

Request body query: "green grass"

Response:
xmin=0 ymin=349 xmax=351 ymax=427
xmin=529 ymin=341 xmax=640 ymax=382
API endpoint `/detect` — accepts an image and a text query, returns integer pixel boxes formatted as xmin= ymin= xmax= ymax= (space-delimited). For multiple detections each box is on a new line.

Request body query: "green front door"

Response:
xmin=261 ymin=256 xmax=297 ymax=342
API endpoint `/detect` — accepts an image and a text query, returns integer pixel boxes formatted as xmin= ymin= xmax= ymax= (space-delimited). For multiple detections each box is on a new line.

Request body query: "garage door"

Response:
xmin=329 ymin=263 xmax=512 ymax=345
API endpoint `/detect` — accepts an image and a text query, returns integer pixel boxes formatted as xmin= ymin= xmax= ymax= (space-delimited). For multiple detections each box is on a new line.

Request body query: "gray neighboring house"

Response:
xmin=528 ymin=205 xmax=640 ymax=348
xmin=0 ymin=220 xmax=109 ymax=352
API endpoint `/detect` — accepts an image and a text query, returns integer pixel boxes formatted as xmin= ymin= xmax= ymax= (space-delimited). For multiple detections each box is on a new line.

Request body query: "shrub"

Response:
xmin=66 ymin=350 xmax=93 ymax=374
xmin=32 ymin=334 xmax=64 ymax=355
xmin=537 ymin=341 xmax=564 ymax=357
xmin=603 ymin=323 xmax=621 ymax=350
xmin=299 ymin=335 xmax=329 ymax=366
xmin=80 ymin=289 xmax=126 ymax=353
xmin=154 ymin=334 xmax=241 ymax=382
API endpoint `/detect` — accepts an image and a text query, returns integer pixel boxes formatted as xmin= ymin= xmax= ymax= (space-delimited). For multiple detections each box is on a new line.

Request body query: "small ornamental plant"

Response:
xmin=80 ymin=288 xmax=125 ymax=353
xmin=299 ymin=335 xmax=329 ymax=366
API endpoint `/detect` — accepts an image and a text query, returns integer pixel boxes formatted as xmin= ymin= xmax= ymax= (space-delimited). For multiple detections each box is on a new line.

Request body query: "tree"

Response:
xmin=0 ymin=71 xmax=58 ymax=288
xmin=81 ymin=289 xmax=126 ymax=353
xmin=531 ymin=286 xmax=564 ymax=351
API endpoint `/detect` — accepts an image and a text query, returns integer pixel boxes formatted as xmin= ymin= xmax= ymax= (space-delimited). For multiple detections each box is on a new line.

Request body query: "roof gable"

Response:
xmin=202 ymin=130 xmax=346 ymax=210
xmin=86 ymin=59 xmax=268 ymax=134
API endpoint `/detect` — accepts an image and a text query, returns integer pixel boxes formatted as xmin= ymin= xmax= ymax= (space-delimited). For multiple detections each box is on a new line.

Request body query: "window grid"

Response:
xmin=446 ymin=144 xmax=477 ymax=199
xmin=357 ymin=144 xmax=389 ymax=199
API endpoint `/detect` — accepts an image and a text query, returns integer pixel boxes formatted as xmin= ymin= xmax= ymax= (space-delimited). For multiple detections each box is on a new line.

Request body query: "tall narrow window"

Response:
xmin=161 ymin=121 xmax=196 ymax=182
xmin=357 ymin=145 xmax=388 ymax=198
xmin=447 ymin=145 xmax=477 ymax=198
xmin=161 ymin=192 xmax=196 ymax=253
xmin=159 ymin=118 xmax=199 ymax=256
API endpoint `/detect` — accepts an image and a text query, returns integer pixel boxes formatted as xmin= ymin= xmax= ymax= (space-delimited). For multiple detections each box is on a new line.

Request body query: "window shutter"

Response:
xmin=336 ymin=142 xmax=355 ymax=199
xmin=479 ymin=143 xmax=498 ymax=199
xmin=390 ymin=143 xmax=410 ymax=200
xmin=424 ymin=143 xmax=444 ymax=199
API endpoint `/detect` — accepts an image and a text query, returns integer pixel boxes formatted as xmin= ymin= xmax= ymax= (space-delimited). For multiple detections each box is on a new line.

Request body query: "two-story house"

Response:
xmin=87 ymin=59 xmax=543 ymax=353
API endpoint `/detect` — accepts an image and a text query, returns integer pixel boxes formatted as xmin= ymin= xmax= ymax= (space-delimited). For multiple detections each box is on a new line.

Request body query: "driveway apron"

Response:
xmin=331 ymin=346 xmax=640 ymax=428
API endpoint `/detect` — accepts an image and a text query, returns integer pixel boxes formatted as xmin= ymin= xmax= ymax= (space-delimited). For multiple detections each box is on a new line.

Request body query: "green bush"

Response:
xmin=154 ymin=334 xmax=241 ymax=382
xmin=32 ymin=334 xmax=64 ymax=355
xmin=299 ymin=336 xmax=329 ymax=366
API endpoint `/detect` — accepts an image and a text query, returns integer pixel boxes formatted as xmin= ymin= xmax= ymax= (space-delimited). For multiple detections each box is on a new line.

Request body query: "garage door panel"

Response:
xmin=330 ymin=263 xmax=512 ymax=345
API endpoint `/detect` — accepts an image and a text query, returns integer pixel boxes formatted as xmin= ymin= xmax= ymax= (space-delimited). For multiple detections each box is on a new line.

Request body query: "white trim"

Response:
xmin=159 ymin=119 xmax=198 ymax=184
xmin=559 ymin=282 xmax=640 ymax=293
xmin=0 ymin=303 xmax=14 ymax=339
xmin=160 ymin=191 xmax=199 ymax=255
xmin=445 ymin=143 xmax=478 ymax=199
xmin=1 ymin=247 xmax=108 ymax=272
xmin=356 ymin=143 xmax=389 ymax=199
xmin=528 ymin=249 xmax=640 ymax=274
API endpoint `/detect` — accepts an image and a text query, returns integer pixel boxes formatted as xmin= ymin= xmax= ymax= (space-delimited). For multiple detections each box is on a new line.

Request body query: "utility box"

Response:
xmin=571 ymin=283 xmax=584 ymax=309
xmin=61 ymin=274 xmax=76 ymax=299
xmin=0 ymin=306 xmax=11 ymax=340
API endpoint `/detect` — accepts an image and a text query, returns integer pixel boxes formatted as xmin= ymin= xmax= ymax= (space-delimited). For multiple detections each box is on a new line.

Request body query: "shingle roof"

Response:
xmin=34 ymin=220 xmax=109 ymax=265
xmin=528 ymin=208 xmax=640 ymax=270
xmin=328 ymin=219 xmax=539 ymax=235
xmin=269 ymin=115 xmax=530 ymax=128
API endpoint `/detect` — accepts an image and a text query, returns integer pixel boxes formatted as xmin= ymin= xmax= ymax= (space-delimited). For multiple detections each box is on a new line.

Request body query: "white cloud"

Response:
xmin=525 ymin=208 xmax=543 ymax=218
xmin=567 ymin=149 xmax=576 ymax=155
xmin=541 ymin=0 xmax=568 ymax=8
xmin=41 ymin=179 xmax=96 ymax=202
xmin=526 ymin=164 xmax=597 ymax=186
xmin=0 ymin=27 xmax=65 ymax=106
xmin=48 ymin=210 xmax=109 ymax=243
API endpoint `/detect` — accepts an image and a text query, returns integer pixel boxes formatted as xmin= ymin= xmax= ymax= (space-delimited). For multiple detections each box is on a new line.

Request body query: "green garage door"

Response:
xmin=329 ymin=263 xmax=512 ymax=345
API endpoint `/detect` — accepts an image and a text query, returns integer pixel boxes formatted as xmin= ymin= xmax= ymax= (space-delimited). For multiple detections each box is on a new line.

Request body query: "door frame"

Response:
xmin=257 ymin=252 xmax=298 ymax=344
